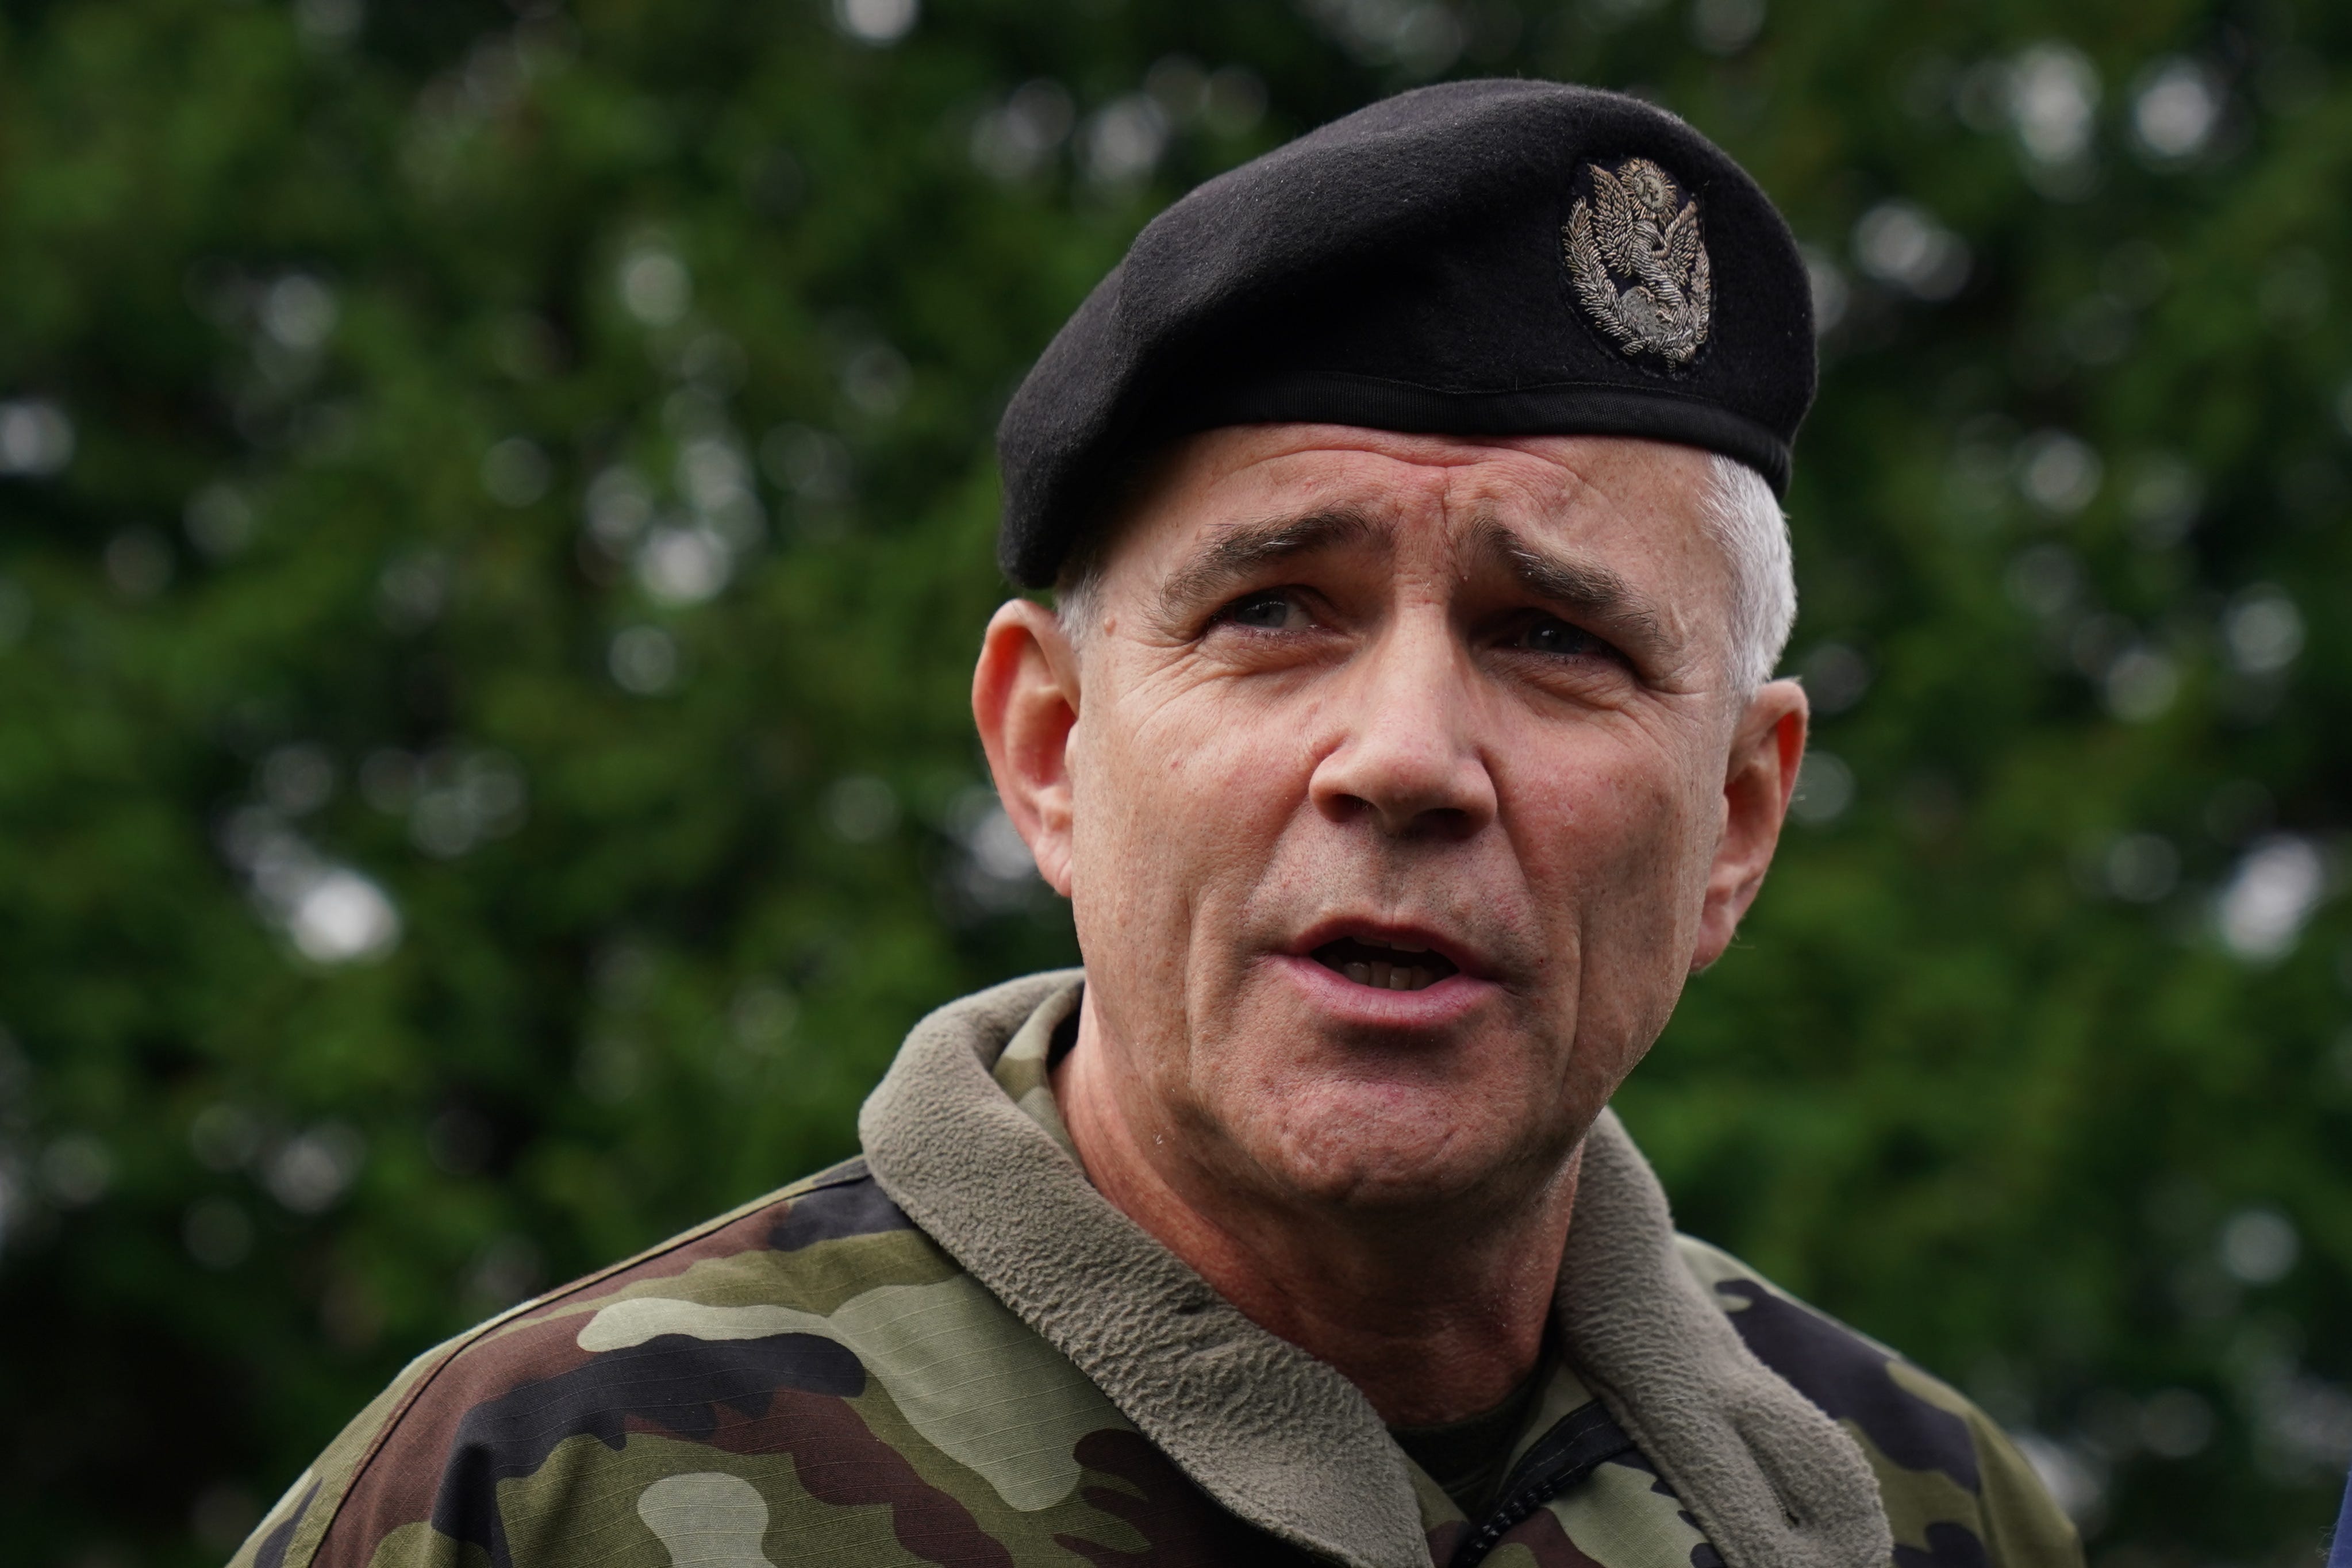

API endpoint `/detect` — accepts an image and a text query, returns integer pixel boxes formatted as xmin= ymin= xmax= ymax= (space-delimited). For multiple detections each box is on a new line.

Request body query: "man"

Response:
xmin=235 ymin=81 xmax=2080 ymax=1568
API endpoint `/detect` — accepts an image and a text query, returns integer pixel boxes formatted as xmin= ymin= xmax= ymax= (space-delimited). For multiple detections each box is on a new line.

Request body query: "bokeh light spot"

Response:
xmin=2016 ymin=429 xmax=2103 ymax=514
xmin=833 ymin=0 xmax=917 ymax=46
xmin=289 ymin=869 xmax=402 ymax=963
xmin=1798 ymin=642 xmax=1870 ymax=715
xmin=1853 ymin=201 xmax=1970 ymax=301
xmin=825 ymin=775 xmax=900 ymax=843
xmin=40 ymin=1134 xmax=112 ymax=1208
xmin=635 ymin=525 xmax=733 ymax=605
xmin=2216 ymin=836 xmax=2325 ymax=961
xmin=0 ymin=398 xmax=74 ymax=475
xmin=2101 ymin=646 xmax=2177 ymax=723
xmin=2138 ymin=1388 xmax=2214 ymax=1459
xmin=1082 ymin=95 xmax=1170 ymax=188
xmin=2007 ymin=44 xmax=2100 ymax=168
xmin=971 ymin=80 xmax=1075 ymax=182
xmin=1789 ymin=750 xmax=1854 ymax=825
xmin=186 ymin=483 xmax=258 ymax=559
xmin=263 ymin=1123 xmax=366 ymax=1213
xmin=260 ymin=275 xmax=339 ymax=352
xmin=1690 ymin=0 xmax=1765 ymax=56
xmin=104 ymin=529 xmax=174 ymax=599
xmin=618 ymin=247 xmax=692 ymax=327
xmin=2223 ymin=586 xmax=2304 ymax=677
xmin=2218 ymin=1206 xmax=2299 ymax=1284
xmin=2103 ymin=834 xmax=2179 ymax=904
xmin=2132 ymin=58 xmax=2222 ymax=163
xmin=609 ymin=625 xmax=679 ymax=694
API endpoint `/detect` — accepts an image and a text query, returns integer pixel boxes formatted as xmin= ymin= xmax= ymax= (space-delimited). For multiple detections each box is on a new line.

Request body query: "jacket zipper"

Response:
xmin=1447 ymin=1401 xmax=1638 ymax=1568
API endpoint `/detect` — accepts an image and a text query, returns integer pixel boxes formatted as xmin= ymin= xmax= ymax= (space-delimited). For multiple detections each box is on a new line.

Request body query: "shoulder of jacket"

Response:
xmin=1673 ymin=1233 xmax=2084 ymax=1568
xmin=232 ymin=1158 xmax=942 ymax=1568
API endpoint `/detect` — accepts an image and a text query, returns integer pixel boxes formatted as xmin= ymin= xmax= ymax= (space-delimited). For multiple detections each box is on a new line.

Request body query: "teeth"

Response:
xmin=1333 ymin=963 xmax=1439 ymax=991
xmin=1327 ymin=951 xmax=1446 ymax=990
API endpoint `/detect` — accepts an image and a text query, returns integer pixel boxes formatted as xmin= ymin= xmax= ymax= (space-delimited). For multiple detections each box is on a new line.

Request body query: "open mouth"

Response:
xmin=1311 ymin=935 xmax=1461 ymax=992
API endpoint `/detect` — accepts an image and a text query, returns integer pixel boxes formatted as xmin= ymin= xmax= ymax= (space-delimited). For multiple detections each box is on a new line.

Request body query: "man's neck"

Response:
xmin=1049 ymin=1009 xmax=1581 ymax=1428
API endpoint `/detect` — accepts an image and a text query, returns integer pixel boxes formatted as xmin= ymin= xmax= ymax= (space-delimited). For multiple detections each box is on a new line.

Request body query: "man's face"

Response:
xmin=981 ymin=425 xmax=1804 ymax=1223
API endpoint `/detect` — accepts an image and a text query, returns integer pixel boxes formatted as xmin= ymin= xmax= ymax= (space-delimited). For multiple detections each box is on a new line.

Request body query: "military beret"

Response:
xmin=995 ymin=78 xmax=1817 ymax=588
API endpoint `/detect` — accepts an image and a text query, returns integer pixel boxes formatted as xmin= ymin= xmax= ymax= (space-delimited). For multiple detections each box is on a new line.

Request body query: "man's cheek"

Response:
xmin=1526 ymin=769 xmax=1694 ymax=966
xmin=1170 ymin=715 xmax=1282 ymax=805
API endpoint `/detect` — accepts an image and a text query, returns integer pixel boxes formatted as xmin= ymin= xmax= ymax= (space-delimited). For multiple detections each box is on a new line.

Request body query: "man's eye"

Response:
xmin=1509 ymin=614 xmax=1612 ymax=660
xmin=1217 ymin=590 xmax=1306 ymax=631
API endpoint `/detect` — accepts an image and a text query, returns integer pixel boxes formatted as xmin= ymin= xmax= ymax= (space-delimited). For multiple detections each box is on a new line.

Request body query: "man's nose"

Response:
xmin=1307 ymin=617 xmax=1497 ymax=840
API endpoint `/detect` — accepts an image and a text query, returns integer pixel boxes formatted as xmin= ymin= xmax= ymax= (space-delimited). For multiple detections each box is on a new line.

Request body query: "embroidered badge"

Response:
xmin=1564 ymin=157 xmax=1712 ymax=366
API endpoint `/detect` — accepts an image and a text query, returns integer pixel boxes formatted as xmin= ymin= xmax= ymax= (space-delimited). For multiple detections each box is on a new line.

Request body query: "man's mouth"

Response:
xmin=1310 ymin=935 xmax=1462 ymax=992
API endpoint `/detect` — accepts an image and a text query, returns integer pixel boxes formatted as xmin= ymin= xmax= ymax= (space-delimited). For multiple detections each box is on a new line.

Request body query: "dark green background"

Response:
xmin=1 ymin=0 xmax=2347 ymax=1560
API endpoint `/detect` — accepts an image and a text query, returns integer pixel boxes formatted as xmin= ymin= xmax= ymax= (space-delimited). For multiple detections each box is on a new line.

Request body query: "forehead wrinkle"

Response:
xmin=1152 ymin=505 xmax=1388 ymax=623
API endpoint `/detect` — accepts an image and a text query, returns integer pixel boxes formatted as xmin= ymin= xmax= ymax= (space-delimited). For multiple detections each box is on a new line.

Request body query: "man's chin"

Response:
xmin=1221 ymin=1085 xmax=1539 ymax=1213
xmin=1177 ymin=986 xmax=1579 ymax=1210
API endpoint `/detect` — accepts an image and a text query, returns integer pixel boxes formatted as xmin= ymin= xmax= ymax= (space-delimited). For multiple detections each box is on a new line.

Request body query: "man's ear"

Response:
xmin=1689 ymin=678 xmax=1808 ymax=972
xmin=972 ymin=598 xmax=1083 ymax=897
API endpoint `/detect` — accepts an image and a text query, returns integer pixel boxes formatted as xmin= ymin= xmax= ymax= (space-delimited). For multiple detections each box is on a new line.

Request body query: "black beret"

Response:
xmin=995 ymin=78 xmax=1817 ymax=588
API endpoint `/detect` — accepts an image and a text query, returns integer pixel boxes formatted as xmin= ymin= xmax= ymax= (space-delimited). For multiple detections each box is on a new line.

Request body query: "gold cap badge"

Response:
xmin=1565 ymin=157 xmax=1712 ymax=366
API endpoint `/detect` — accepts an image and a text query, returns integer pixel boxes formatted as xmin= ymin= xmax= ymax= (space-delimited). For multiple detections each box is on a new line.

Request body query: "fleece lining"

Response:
xmin=1556 ymin=1084 xmax=1891 ymax=1564
xmin=859 ymin=971 xmax=1891 ymax=1568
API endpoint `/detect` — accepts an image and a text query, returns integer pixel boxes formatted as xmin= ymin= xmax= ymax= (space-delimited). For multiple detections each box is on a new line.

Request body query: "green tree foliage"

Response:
xmin=0 ymin=0 xmax=2346 ymax=1559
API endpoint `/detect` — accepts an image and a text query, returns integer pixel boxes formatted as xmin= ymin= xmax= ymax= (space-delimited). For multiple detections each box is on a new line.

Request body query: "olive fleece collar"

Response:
xmin=858 ymin=971 xmax=1890 ymax=1568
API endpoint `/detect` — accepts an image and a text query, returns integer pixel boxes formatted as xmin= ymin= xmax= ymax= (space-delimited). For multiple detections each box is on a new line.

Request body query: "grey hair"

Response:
xmin=1701 ymin=452 xmax=1797 ymax=694
xmin=1055 ymin=451 xmax=1796 ymax=693
xmin=1051 ymin=544 xmax=1108 ymax=652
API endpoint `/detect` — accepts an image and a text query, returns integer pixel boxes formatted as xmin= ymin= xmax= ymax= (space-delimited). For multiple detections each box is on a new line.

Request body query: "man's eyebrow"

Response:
xmin=1154 ymin=507 xmax=1384 ymax=622
xmin=1467 ymin=517 xmax=1672 ymax=656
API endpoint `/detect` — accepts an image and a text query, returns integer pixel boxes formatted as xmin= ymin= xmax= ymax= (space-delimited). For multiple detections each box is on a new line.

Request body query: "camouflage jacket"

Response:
xmin=234 ymin=971 xmax=2081 ymax=1568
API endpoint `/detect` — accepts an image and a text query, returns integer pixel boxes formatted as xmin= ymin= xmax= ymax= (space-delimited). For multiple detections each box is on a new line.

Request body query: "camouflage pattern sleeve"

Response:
xmin=1675 ymin=1236 xmax=2084 ymax=1568
xmin=227 ymin=1158 xmax=1325 ymax=1568
xmin=222 ymin=1166 xmax=889 ymax=1568
xmin=228 ymin=1342 xmax=452 ymax=1568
